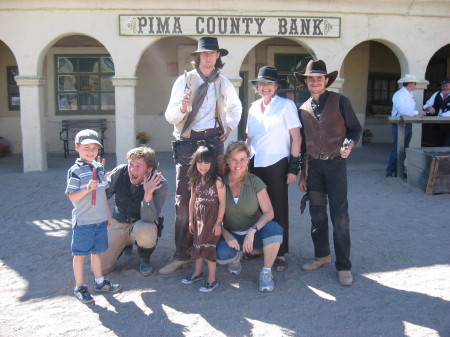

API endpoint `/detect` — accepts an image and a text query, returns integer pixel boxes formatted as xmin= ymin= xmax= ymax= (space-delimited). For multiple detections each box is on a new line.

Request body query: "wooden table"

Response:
xmin=387 ymin=116 xmax=450 ymax=178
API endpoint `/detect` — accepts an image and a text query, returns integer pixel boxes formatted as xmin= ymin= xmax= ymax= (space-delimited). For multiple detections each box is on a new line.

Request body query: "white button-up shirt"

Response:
xmin=246 ymin=95 xmax=301 ymax=167
xmin=423 ymin=91 xmax=450 ymax=116
xmin=391 ymin=87 xmax=419 ymax=117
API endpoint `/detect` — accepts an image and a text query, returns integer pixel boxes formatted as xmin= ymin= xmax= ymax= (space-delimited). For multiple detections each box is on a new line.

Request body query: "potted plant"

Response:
xmin=136 ymin=131 xmax=150 ymax=146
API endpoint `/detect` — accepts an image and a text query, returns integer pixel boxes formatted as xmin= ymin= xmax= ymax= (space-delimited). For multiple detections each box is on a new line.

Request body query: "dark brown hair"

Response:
xmin=187 ymin=145 xmax=219 ymax=189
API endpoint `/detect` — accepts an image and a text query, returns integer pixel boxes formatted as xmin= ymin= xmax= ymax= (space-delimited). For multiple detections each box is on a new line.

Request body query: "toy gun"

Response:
xmin=342 ymin=138 xmax=353 ymax=151
xmin=184 ymin=70 xmax=192 ymax=113
xmin=91 ymin=167 xmax=97 ymax=206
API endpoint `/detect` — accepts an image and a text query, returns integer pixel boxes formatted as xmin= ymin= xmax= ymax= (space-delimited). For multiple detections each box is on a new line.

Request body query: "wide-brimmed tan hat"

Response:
xmin=293 ymin=59 xmax=338 ymax=88
xmin=397 ymin=74 xmax=418 ymax=84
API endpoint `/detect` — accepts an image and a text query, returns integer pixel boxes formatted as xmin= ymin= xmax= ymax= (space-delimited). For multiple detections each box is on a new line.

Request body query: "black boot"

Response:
xmin=137 ymin=246 xmax=155 ymax=276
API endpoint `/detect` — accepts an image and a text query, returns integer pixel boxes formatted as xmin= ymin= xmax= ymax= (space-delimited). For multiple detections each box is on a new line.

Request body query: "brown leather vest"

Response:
xmin=300 ymin=91 xmax=346 ymax=159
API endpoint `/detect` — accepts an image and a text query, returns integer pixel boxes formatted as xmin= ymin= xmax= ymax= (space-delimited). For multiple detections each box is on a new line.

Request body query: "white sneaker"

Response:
xmin=227 ymin=251 xmax=243 ymax=275
xmin=259 ymin=270 xmax=274 ymax=292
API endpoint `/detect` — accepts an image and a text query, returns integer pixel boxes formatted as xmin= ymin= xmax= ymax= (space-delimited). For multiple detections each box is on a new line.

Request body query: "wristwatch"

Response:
xmin=251 ymin=224 xmax=258 ymax=232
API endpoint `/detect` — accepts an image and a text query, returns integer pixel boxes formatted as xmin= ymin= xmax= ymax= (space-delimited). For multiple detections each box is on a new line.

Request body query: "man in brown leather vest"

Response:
xmin=294 ymin=60 xmax=361 ymax=286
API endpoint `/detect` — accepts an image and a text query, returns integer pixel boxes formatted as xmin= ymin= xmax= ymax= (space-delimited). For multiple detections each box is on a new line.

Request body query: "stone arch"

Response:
xmin=41 ymin=34 xmax=116 ymax=154
xmin=237 ymin=37 xmax=313 ymax=140
xmin=424 ymin=44 xmax=450 ymax=97
xmin=134 ymin=36 xmax=198 ymax=151
xmin=0 ymin=39 xmax=20 ymax=154
xmin=342 ymin=40 xmax=402 ymax=145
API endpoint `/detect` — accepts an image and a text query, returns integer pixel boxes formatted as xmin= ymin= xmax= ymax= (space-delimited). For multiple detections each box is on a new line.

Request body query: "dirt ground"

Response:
xmin=0 ymin=144 xmax=449 ymax=337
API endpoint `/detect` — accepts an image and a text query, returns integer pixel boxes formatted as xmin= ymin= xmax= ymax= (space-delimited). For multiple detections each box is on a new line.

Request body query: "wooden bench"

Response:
xmin=59 ymin=119 xmax=107 ymax=158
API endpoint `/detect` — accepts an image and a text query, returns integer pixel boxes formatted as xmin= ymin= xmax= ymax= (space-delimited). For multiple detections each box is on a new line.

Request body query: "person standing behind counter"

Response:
xmin=423 ymin=77 xmax=450 ymax=146
xmin=385 ymin=74 xmax=427 ymax=178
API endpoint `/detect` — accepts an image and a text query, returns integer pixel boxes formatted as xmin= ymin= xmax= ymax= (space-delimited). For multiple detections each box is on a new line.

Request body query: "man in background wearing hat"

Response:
xmin=294 ymin=60 xmax=361 ymax=286
xmin=162 ymin=37 xmax=242 ymax=274
xmin=423 ymin=77 xmax=450 ymax=146
xmin=386 ymin=74 xmax=427 ymax=178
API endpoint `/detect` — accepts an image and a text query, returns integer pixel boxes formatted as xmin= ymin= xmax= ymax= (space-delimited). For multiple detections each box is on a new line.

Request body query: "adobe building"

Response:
xmin=0 ymin=1 xmax=449 ymax=172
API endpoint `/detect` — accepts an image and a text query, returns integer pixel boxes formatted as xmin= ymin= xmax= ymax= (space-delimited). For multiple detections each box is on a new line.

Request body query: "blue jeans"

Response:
xmin=216 ymin=221 xmax=283 ymax=264
xmin=386 ymin=124 xmax=412 ymax=176
xmin=71 ymin=221 xmax=108 ymax=256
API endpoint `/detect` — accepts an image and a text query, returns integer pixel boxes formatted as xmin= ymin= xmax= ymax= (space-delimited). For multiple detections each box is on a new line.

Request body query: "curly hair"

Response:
xmin=187 ymin=145 xmax=219 ymax=190
xmin=127 ymin=146 xmax=158 ymax=171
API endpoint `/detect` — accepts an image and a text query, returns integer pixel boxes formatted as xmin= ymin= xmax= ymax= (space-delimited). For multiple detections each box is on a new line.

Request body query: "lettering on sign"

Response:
xmin=120 ymin=15 xmax=340 ymax=38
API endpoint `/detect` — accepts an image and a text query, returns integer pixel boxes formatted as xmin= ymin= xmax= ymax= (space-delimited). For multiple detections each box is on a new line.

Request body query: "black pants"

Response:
xmin=307 ymin=157 xmax=351 ymax=271
xmin=173 ymin=129 xmax=223 ymax=261
xmin=249 ymin=157 xmax=289 ymax=256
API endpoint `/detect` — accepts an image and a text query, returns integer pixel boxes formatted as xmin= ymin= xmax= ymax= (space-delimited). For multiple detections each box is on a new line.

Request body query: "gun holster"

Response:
xmin=156 ymin=216 xmax=164 ymax=238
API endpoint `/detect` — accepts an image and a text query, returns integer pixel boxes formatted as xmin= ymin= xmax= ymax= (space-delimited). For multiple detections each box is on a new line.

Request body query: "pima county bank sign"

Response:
xmin=119 ymin=15 xmax=341 ymax=38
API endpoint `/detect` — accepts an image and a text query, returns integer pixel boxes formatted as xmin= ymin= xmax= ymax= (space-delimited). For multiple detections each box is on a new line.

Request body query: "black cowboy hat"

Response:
xmin=250 ymin=66 xmax=279 ymax=83
xmin=250 ymin=66 xmax=286 ymax=87
xmin=293 ymin=59 xmax=338 ymax=88
xmin=190 ymin=37 xmax=229 ymax=56
xmin=440 ymin=77 xmax=450 ymax=86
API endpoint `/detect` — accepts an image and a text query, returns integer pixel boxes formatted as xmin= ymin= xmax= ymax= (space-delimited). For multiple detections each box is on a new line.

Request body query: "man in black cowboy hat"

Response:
xmin=423 ymin=76 xmax=450 ymax=146
xmin=162 ymin=37 xmax=242 ymax=274
xmin=294 ymin=59 xmax=361 ymax=286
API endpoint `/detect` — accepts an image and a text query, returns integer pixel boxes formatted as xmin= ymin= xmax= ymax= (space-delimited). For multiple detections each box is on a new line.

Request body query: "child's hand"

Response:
xmin=86 ymin=179 xmax=98 ymax=191
xmin=188 ymin=222 xmax=194 ymax=235
xmin=213 ymin=223 xmax=222 ymax=236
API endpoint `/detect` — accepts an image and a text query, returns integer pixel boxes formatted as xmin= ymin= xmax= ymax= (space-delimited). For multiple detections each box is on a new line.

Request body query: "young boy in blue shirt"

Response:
xmin=66 ymin=129 xmax=121 ymax=303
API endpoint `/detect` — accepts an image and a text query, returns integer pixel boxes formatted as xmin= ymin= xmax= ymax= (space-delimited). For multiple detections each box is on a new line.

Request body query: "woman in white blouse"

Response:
xmin=246 ymin=66 xmax=302 ymax=272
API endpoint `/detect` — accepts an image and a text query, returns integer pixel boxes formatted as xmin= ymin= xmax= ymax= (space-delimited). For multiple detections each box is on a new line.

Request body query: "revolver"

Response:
xmin=184 ymin=70 xmax=192 ymax=113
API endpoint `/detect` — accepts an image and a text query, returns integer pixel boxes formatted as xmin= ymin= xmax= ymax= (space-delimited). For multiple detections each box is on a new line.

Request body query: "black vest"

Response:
xmin=433 ymin=91 xmax=450 ymax=114
xmin=112 ymin=165 xmax=145 ymax=222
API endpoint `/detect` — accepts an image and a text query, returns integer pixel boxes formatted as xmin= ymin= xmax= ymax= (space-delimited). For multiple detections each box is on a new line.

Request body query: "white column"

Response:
xmin=226 ymin=75 xmax=243 ymax=144
xmin=15 ymin=76 xmax=47 ymax=172
xmin=411 ymin=80 xmax=429 ymax=147
xmin=112 ymin=76 xmax=138 ymax=165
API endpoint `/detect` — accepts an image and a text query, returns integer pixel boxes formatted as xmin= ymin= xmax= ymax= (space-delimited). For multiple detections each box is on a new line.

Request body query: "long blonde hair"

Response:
xmin=218 ymin=142 xmax=250 ymax=177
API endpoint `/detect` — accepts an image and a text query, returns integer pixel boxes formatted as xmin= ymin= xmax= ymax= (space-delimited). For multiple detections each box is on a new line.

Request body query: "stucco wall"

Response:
xmin=0 ymin=0 xmax=449 ymax=163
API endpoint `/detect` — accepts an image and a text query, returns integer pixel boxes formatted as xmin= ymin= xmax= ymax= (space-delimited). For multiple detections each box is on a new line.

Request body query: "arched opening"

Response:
xmin=343 ymin=41 xmax=401 ymax=145
xmin=135 ymin=36 xmax=198 ymax=151
xmin=0 ymin=40 xmax=20 ymax=155
xmin=422 ymin=43 xmax=450 ymax=146
xmin=44 ymin=34 xmax=115 ymax=154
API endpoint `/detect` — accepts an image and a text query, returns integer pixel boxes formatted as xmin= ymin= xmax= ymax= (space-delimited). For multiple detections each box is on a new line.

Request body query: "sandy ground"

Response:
xmin=0 ymin=144 xmax=449 ymax=337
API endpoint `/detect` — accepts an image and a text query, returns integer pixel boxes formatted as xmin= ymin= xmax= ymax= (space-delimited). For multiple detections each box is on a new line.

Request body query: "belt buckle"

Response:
xmin=319 ymin=153 xmax=329 ymax=160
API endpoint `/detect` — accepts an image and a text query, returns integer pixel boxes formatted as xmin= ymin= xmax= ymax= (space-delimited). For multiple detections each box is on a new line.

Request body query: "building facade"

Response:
xmin=0 ymin=1 xmax=449 ymax=172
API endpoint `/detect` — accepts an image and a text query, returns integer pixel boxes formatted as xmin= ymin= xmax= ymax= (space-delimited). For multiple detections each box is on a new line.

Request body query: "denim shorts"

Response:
xmin=216 ymin=221 xmax=283 ymax=264
xmin=71 ymin=221 xmax=108 ymax=256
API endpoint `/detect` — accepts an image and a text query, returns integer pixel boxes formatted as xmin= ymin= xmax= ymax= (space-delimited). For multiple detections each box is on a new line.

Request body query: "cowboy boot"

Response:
xmin=137 ymin=246 xmax=155 ymax=276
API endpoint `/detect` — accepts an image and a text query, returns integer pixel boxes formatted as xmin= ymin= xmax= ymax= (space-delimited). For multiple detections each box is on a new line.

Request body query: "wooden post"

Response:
xmin=397 ymin=117 xmax=405 ymax=178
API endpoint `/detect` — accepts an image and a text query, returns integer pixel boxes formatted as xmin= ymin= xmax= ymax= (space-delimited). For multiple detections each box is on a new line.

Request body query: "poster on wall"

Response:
xmin=7 ymin=66 xmax=20 ymax=111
